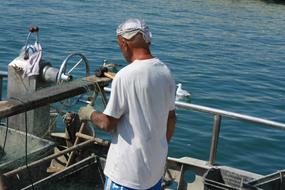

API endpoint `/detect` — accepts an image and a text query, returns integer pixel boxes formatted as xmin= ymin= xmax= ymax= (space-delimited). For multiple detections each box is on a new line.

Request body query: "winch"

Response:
xmin=7 ymin=26 xmax=90 ymax=137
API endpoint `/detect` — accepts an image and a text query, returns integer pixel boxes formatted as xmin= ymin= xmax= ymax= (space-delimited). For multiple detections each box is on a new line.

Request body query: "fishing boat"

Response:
xmin=0 ymin=28 xmax=284 ymax=190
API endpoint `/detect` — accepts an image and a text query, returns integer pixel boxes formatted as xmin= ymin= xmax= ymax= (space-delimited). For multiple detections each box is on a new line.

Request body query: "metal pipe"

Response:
xmin=68 ymin=59 xmax=83 ymax=74
xmin=108 ymin=87 xmax=285 ymax=166
xmin=41 ymin=65 xmax=59 ymax=83
xmin=0 ymin=71 xmax=8 ymax=77
xmin=103 ymin=89 xmax=285 ymax=131
xmin=60 ymin=73 xmax=72 ymax=81
xmin=208 ymin=115 xmax=222 ymax=165
xmin=175 ymin=101 xmax=285 ymax=131
xmin=0 ymin=71 xmax=8 ymax=101
xmin=104 ymin=86 xmax=111 ymax=93
xmin=0 ymin=77 xmax=3 ymax=101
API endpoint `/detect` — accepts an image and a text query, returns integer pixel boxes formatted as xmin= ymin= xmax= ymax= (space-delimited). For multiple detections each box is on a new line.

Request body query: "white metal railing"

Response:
xmin=174 ymin=101 xmax=285 ymax=165
xmin=104 ymin=86 xmax=285 ymax=165
xmin=0 ymin=70 xmax=8 ymax=101
xmin=175 ymin=101 xmax=285 ymax=130
xmin=104 ymin=86 xmax=285 ymax=129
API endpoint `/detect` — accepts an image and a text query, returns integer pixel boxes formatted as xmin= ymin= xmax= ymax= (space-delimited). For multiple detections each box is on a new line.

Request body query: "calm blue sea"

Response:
xmin=1 ymin=0 xmax=285 ymax=181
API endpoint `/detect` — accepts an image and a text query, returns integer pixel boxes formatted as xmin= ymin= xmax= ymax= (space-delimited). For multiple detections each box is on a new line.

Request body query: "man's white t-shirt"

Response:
xmin=103 ymin=58 xmax=176 ymax=189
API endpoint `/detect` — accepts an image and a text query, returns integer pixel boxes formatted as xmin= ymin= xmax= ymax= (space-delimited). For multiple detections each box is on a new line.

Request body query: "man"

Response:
xmin=79 ymin=18 xmax=176 ymax=190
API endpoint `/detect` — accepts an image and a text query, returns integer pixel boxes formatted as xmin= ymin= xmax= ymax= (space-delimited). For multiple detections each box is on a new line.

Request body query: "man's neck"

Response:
xmin=130 ymin=48 xmax=153 ymax=62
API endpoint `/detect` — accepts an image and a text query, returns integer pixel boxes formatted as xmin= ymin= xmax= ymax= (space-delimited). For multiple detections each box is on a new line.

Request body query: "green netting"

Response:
xmin=0 ymin=125 xmax=54 ymax=172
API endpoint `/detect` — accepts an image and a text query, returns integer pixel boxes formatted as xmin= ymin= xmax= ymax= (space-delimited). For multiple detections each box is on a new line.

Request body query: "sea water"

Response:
xmin=0 ymin=0 xmax=285 ymax=185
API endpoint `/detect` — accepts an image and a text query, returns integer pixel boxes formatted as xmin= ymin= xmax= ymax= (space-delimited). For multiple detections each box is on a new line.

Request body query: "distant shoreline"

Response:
xmin=261 ymin=0 xmax=285 ymax=5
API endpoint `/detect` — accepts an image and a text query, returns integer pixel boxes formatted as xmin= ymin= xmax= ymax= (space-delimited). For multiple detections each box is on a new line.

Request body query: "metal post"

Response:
xmin=0 ymin=72 xmax=7 ymax=123
xmin=208 ymin=114 xmax=222 ymax=165
xmin=0 ymin=76 xmax=3 ymax=124
xmin=0 ymin=76 xmax=3 ymax=101
xmin=0 ymin=70 xmax=7 ymax=101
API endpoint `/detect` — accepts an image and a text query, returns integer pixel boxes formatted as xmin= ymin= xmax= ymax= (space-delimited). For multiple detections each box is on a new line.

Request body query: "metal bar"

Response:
xmin=177 ymin=164 xmax=186 ymax=190
xmin=175 ymin=101 xmax=285 ymax=131
xmin=0 ymin=71 xmax=8 ymax=101
xmin=104 ymin=86 xmax=111 ymax=92
xmin=0 ymin=76 xmax=110 ymax=118
xmin=0 ymin=71 xmax=8 ymax=77
xmin=0 ymin=71 xmax=7 ymax=123
xmin=100 ymin=87 xmax=108 ymax=107
xmin=95 ymin=156 xmax=105 ymax=184
xmin=67 ymin=58 xmax=83 ymax=74
xmin=0 ymin=76 xmax=3 ymax=101
xmin=208 ymin=115 xmax=222 ymax=165
xmin=104 ymin=88 xmax=285 ymax=131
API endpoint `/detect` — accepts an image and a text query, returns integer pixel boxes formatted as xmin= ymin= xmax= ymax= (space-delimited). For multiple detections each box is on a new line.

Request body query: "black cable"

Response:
xmin=0 ymin=118 xmax=9 ymax=160
xmin=9 ymin=97 xmax=35 ymax=190
xmin=24 ymin=111 xmax=35 ymax=190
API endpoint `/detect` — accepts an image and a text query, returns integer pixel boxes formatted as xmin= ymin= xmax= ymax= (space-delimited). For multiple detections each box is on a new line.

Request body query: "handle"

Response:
xmin=104 ymin=72 xmax=115 ymax=79
xmin=29 ymin=26 xmax=39 ymax=33
xmin=24 ymin=26 xmax=40 ymax=51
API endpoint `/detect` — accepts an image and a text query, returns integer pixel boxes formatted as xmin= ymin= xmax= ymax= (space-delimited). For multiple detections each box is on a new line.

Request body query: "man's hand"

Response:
xmin=78 ymin=105 xmax=95 ymax=121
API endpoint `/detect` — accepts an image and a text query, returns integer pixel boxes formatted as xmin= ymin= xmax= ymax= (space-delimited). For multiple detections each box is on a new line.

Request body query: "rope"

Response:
xmin=41 ymin=78 xmax=105 ymax=139
xmin=95 ymin=81 xmax=107 ymax=107
xmin=40 ymin=110 xmax=58 ymax=138
xmin=24 ymin=110 xmax=35 ymax=190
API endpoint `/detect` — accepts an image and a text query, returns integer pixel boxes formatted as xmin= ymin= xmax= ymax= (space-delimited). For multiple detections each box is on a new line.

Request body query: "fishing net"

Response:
xmin=0 ymin=124 xmax=54 ymax=173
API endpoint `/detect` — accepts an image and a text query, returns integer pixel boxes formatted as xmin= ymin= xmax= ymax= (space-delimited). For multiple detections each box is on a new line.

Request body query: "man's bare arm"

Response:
xmin=166 ymin=110 xmax=176 ymax=142
xmin=90 ymin=112 xmax=119 ymax=132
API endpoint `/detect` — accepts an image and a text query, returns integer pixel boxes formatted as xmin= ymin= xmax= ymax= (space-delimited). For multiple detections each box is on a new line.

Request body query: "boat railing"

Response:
xmin=104 ymin=87 xmax=285 ymax=166
xmin=175 ymin=101 xmax=285 ymax=165
xmin=0 ymin=70 xmax=8 ymax=101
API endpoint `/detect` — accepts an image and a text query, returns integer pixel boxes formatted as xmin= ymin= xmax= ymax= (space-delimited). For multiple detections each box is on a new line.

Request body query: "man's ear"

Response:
xmin=118 ymin=37 xmax=127 ymax=49
xmin=121 ymin=38 xmax=128 ymax=48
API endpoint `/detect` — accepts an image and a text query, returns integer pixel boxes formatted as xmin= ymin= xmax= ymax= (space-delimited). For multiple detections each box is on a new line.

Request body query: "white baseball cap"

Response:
xmin=116 ymin=19 xmax=152 ymax=43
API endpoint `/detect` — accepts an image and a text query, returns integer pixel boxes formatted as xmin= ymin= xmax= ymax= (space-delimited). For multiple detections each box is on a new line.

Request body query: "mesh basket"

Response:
xmin=203 ymin=167 xmax=256 ymax=190
xmin=0 ymin=126 xmax=54 ymax=173
xmin=243 ymin=170 xmax=285 ymax=190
